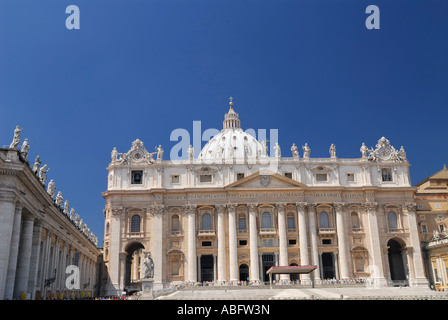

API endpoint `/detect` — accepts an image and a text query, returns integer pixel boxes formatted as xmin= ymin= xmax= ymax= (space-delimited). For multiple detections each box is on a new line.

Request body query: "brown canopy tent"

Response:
xmin=266 ymin=265 xmax=317 ymax=288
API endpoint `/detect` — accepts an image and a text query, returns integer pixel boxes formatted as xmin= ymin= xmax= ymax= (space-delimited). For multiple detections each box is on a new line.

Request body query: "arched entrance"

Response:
xmin=239 ymin=264 xmax=249 ymax=282
xmin=387 ymin=239 xmax=407 ymax=285
xmin=124 ymin=242 xmax=145 ymax=293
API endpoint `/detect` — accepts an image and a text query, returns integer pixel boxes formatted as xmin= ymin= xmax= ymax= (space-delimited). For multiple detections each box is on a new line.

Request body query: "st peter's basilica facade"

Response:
xmin=101 ymin=101 xmax=427 ymax=295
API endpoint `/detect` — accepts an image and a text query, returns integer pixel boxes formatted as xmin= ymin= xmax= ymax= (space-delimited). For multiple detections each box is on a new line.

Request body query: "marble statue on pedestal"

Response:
xmin=291 ymin=143 xmax=299 ymax=158
xmin=33 ymin=155 xmax=41 ymax=174
xmin=39 ymin=164 xmax=49 ymax=184
xmin=63 ymin=200 xmax=70 ymax=215
xmin=142 ymin=253 xmax=154 ymax=279
xmin=111 ymin=147 xmax=118 ymax=162
xmin=302 ymin=143 xmax=310 ymax=158
xmin=21 ymin=138 xmax=30 ymax=159
xmin=156 ymin=145 xmax=164 ymax=161
xmin=47 ymin=179 xmax=56 ymax=198
xmin=329 ymin=144 xmax=336 ymax=158
xmin=274 ymin=142 xmax=281 ymax=158
xmin=9 ymin=125 xmax=23 ymax=149
xmin=55 ymin=191 xmax=63 ymax=208
xmin=360 ymin=143 xmax=368 ymax=159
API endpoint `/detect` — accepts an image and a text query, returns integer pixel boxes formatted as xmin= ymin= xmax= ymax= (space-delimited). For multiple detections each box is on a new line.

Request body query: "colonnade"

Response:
xmin=0 ymin=196 xmax=99 ymax=300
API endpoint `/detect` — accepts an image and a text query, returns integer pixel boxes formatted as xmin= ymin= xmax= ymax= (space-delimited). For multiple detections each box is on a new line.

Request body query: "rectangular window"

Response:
xmin=237 ymin=173 xmax=245 ymax=181
xmin=435 ymin=203 xmax=441 ymax=209
xmin=381 ymin=168 xmax=393 ymax=182
xmin=239 ymin=240 xmax=247 ymax=246
xmin=322 ymin=239 xmax=332 ymax=245
xmin=131 ymin=170 xmax=143 ymax=184
xmin=288 ymin=239 xmax=297 ymax=245
xmin=421 ymin=224 xmax=427 ymax=234
xmin=284 ymin=172 xmax=293 ymax=179
xmin=171 ymin=175 xmax=180 ymax=184
xmin=346 ymin=173 xmax=355 ymax=182
xmin=287 ymin=216 xmax=295 ymax=230
xmin=201 ymin=241 xmax=212 ymax=247
xmin=238 ymin=217 xmax=247 ymax=230
xmin=418 ymin=204 xmax=423 ymax=210
xmin=316 ymin=173 xmax=327 ymax=182
xmin=199 ymin=174 xmax=212 ymax=183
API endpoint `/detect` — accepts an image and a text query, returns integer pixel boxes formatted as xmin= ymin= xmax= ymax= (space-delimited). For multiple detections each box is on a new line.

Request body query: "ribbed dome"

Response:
xmin=198 ymin=103 xmax=264 ymax=161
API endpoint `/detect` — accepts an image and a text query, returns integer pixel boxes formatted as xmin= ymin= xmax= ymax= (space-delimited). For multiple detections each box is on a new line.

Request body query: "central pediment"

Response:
xmin=225 ymin=170 xmax=307 ymax=189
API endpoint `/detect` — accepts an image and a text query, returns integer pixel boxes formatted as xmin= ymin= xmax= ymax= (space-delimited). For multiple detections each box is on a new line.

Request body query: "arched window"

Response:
xmin=388 ymin=211 xmax=398 ymax=229
xmin=201 ymin=213 xmax=212 ymax=230
xmin=171 ymin=214 xmax=180 ymax=231
xmin=262 ymin=212 xmax=272 ymax=228
xmin=319 ymin=211 xmax=330 ymax=228
xmin=131 ymin=215 xmax=141 ymax=233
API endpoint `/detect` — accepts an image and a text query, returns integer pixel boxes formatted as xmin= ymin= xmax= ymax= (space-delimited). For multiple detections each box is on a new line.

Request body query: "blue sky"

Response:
xmin=1 ymin=0 xmax=447 ymax=245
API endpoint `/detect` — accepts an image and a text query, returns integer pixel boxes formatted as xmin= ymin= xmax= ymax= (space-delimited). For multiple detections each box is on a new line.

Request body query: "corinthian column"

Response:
xmin=248 ymin=203 xmax=260 ymax=283
xmin=216 ymin=204 xmax=227 ymax=283
xmin=296 ymin=202 xmax=310 ymax=282
xmin=149 ymin=205 xmax=164 ymax=289
xmin=227 ymin=204 xmax=238 ymax=283
xmin=404 ymin=202 xmax=428 ymax=287
xmin=362 ymin=202 xmax=387 ymax=287
xmin=276 ymin=203 xmax=289 ymax=280
xmin=307 ymin=203 xmax=321 ymax=281
xmin=334 ymin=202 xmax=350 ymax=279
xmin=185 ymin=204 xmax=197 ymax=283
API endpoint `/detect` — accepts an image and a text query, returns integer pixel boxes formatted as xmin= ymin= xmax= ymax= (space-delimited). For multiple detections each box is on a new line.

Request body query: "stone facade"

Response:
xmin=415 ymin=165 xmax=448 ymax=291
xmin=0 ymin=144 xmax=101 ymax=300
xmin=102 ymin=102 xmax=428 ymax=295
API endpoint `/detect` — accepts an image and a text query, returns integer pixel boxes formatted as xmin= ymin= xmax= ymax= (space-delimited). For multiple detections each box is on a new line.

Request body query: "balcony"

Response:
xmin=318 ymin=228 xmax=336 ymax=235
xmin=127 ymin=231 xmax=144 ymax=238
xmin=169 ymin=230 xmax=183 ymax=237
xmin=197 ymin=229 xmax=216 ymax=237
xmin=259 ymin=228 xmax=277 ymax=236
xmin=386 ymin=228 xmax=406 ymax=234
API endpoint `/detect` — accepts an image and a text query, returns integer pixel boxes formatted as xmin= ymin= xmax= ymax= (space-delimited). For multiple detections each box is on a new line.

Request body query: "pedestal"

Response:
xmin=141 ymin=278 xmax=154 ymax=299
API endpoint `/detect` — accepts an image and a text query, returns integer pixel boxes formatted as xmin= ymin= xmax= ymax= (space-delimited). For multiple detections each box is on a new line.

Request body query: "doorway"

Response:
xmin=387 ymin=239 xmax=406 ymax=283
xmin=200 ymin=255 xmax=214 ymax=282
xmin=239 ymin=264 xmax=249 ymax=282
xmin=262 ymin=253 xmax=275 ymax=282
xmin=322 ymin=253 xmax=335 ymax=279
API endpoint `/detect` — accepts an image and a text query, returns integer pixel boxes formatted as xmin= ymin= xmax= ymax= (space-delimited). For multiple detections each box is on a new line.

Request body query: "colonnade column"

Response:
xmin=335 ymin=202 xmax=350 ymax=279
xmin=405 ymin=202 xmax=429 ymax=287
xmin=362 ymin=202 xmax=387 ymax=286
xmin=216 ymin=204 xmax=227 ymax=283
xmin=185 ymin=204 xmax=197 ymax=283
xmin=4 ymin=203 xmax=23 ymax=299
xmin=227 ymin=204 xmax=238 ymax=283
xmin=296 ymin=202 xmax=310 ymax=282
xmin=0 ymin=194 xmax=17 ymax=300
xmin=27 ymin=222 xmax=42 ymax=299
xmin=248 ymin=203 xmax=260 ymax=283
xmin=276 ymin=203 xmax=289 ymax=281
xmin=13 ymin=214 xmax=35 ymax=299
xmin=307 ymin=203 xmax=321 ymax=281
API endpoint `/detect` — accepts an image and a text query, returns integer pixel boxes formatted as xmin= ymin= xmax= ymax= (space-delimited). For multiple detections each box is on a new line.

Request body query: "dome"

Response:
xmin=198 ymin=102 xmax=265 ymax=161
